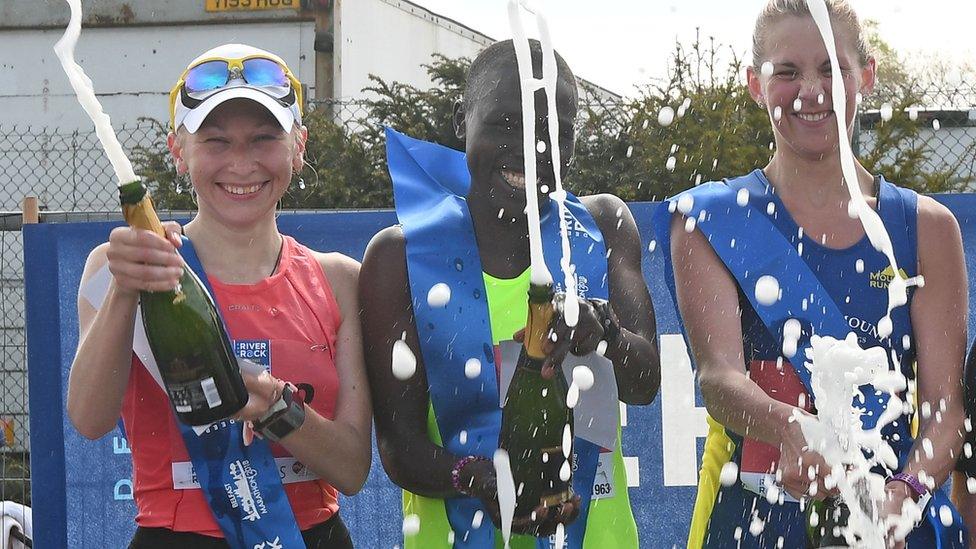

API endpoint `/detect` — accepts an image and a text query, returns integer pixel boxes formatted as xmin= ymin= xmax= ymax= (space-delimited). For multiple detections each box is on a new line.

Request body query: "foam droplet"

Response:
xmin=464 ymin=358 xmax=482 ymax=379
xmin=880 ymin=103 xmax=893 ymax=121
xmin=493 ymin=449 xmax=515 ymax=545
xmin=684 ymin=217 xmax=697 ymax=233
xmin=559 ymin=459 xmax=571 ymax=481
xmin=719 ymin=462 xmax=739 ymax=486
xmin=878 ymin=316 xmax=893 ymax=338
xmin=554 ymin=523 xmax=565 ymax=549
xmin=755 ymin=275 xmax=780 ymax=306
xmin=536 ymin=140 xmax=547 ymax=154
xmin=626 ymin=145 xmax=634 ymax=158
xmin=933 ymin=119 xmax=941 ymax=131
xmin=657 ymin=106 xmax=675 ymax=127
xmin=562 ymin=423 xmax=573 ymax=458
xmin=773 ymin=106 xmax=783 ymax=121
xmin=940 ymin=505 xmax=954 ymax=527
xmin=766 ymin=202 xmax=776 ymax=215
xmin=426 ymin=283 xmax=451 ymax=308
xmin=666 ymin=156 xmax=677 ymax=171
xmin=391 ymin=340 xmax=417 ymax=380
xmin=921 ymin=401 xmax=932 ymax=420
xmin=459 ymin=430 xmax=468 ymax=445
xmin=677 ymin=194 xmax=695 ymax=214
xmin=648 ymin=240 xmax=657 ymax=252
xmin=736 ymin=188 xmax=750 ymax=207
xmin=564 ymin=294 xmax=580 ymax=328
xmin=908 ymin=107 xmax=919 ymax=121
xmin=566 ymin=383 xmax=580 ymax=409
xmin=793 ymin=97 xmax=802 ymax=112
xmin=471 ymin=510 xmax=484 ymax=529
xmin=403 ymin=514 xmax=421 ymax=536
xmin=855 ymin=259 xmax=864 ymax=273
xmin=573 ymin=365 xmax=595 ymax=391
xmin=749 ymin=515 xmax=765 ymax=536
xmin=595 ymin=340 xmax=608 ymax=356
xmin=761 ymin=61 xmax=774 ymax=77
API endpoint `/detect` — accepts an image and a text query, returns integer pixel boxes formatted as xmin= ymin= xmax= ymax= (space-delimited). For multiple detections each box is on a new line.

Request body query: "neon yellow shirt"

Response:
xmin=403 ymin=270 xmax=638 ymax=548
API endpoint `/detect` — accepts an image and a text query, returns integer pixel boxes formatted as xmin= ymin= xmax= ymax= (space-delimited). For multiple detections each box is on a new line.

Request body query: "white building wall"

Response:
xmin=0 ymin=22 xmax=316 ymax=131
xmin=336 ymin=0 xmax=493 ymax=100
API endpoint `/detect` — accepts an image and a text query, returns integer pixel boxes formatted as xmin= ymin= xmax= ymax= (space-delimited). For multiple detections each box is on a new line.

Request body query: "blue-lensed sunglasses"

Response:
xmin=184 ymin=57 xmax=290 ymax=94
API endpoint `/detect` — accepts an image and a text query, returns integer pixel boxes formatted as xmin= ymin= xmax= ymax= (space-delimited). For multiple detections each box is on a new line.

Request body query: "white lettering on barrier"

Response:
xmin=113 ymin=479 xmax=133 ymax=500
xmin=112 ymin=436 xmax=130 ymax=454
xmin=660 ymin=334 xmax=709 ymax=486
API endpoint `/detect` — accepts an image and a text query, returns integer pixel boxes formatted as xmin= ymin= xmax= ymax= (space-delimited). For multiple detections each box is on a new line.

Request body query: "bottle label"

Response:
xmin=201 ymin=377 xmax=222 ymax=409
xmin=169 ymin=378 xmax=222 ymax=412
xmin=496 ymin=340 xmax=619 ymax=451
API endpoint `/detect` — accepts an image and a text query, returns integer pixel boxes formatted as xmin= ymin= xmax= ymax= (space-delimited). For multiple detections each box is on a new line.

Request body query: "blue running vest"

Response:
xmin=653 ymin=170 xmax=965 ymax=548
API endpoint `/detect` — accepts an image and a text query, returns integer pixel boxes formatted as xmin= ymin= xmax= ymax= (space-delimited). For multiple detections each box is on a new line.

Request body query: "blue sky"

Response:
xmin=410 ymin=0 xmax=975 ymax=96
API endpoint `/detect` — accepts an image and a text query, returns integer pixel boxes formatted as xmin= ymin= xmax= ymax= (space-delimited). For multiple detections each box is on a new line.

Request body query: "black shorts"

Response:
xmin=128 ymin=512 xmax=353 ymax=549
xmin=956 ymin=339 xmax=976 ymax=476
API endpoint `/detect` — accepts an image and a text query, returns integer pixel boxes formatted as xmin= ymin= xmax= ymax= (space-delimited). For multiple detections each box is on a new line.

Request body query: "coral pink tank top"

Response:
xmin=121 ymin=236 xmax=342 ymax=536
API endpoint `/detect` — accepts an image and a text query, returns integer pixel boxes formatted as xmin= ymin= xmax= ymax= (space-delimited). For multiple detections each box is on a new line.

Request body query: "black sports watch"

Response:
xmin=590 ymin=299 xmax=621 ymax=345
xmin=253 ymin=382 xmax=306 ymax=443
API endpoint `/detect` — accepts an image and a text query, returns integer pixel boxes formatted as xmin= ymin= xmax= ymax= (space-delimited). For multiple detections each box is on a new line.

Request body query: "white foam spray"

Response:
xmin=493 ymin=449 xmax=517 ymax=549
xmin=509 ymin=0 xmax=583 ymax=327
xmin=805 ymin=0 xmax=919 ymax=339
xmin=54 ymin=0 xmax=137 ymax=186
xmin=794 ymin=334 xmax=908 ymax=547
xmin=794 ymin=4 xmax=926 ymax=543
xmin=507 ymin=0 xmax=553 ymax=289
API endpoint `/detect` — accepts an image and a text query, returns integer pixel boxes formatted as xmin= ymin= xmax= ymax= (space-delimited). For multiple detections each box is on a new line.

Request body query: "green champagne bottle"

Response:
xmin=498 ymin=282 xmax=575 ymax=519
xmin=119 ymin=180 xmax=248 ymax=426
xmin=806 ymin=497 xmax=850 ymax=548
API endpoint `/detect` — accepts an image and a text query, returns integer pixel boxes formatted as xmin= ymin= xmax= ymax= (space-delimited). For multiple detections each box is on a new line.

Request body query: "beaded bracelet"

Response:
xmin=451 ymin=455 xmax=489 ymax=497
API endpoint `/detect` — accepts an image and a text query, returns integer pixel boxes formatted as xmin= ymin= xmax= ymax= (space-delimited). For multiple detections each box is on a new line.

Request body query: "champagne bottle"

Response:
xmin=806 ymin=497 xmax=850 ymax=548
xmin=119 ymin=180 xmax=248 ymax=426
xmin=498 ymin=282 xmax=574 ymax=518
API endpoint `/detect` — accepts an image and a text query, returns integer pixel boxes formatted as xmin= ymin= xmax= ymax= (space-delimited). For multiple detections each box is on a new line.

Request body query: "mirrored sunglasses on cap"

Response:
xmin=186 ymin=57 xmax=291 ymax=94
xmin=169 ymin=54 xmax=304 ymax=128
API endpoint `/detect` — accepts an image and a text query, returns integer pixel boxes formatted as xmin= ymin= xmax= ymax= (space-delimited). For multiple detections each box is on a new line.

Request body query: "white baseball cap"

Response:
xmin=169 ymin=43 xmax=303 ymax=133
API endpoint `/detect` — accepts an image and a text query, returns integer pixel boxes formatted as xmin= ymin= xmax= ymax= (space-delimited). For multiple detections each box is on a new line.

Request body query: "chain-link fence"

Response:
xmin=1 ymin=86 xmax=974 ymax=507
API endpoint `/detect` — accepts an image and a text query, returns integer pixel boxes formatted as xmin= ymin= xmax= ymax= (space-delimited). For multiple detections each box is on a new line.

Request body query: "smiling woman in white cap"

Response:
xmin=68 ymin=43 xmax=371 ymax=548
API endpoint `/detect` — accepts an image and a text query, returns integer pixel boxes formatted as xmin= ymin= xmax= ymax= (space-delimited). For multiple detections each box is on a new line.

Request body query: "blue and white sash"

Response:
xmin=652 ymin=174 xmax=963 ymax=546
xmin=387 ymin=127 xmax=617 ymax=548
xmin=81 ymin=239 xmax=305 ymax=549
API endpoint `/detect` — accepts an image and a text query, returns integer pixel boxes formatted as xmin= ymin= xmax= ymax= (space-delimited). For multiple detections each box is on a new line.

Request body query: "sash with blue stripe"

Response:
xmin=175 ymin=238 xmax=306 ymax=549
xmin=387 ymin=127 xmax=608 ymax=548
xmin=652 ymin=173 xmax=963 ymax=546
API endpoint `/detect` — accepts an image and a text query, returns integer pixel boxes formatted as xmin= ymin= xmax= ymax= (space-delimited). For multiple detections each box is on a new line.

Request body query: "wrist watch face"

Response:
xmin=256 ymin=385 xmax=306 ymax=442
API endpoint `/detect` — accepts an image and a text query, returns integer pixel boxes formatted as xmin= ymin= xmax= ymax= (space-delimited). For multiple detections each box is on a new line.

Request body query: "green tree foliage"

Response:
xmin=128 ymin=118 xmax=196 ymax=212
xmin=571 ymin=35 xmax=773 ymax=201
xmin=135 ymin=34 xmax=971 ymax=210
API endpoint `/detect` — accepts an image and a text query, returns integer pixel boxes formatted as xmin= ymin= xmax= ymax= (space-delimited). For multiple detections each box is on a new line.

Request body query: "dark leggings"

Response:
xmin=128 ymin=513 xmax=353 ymax=549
